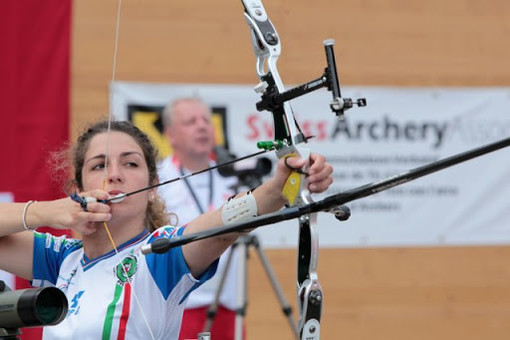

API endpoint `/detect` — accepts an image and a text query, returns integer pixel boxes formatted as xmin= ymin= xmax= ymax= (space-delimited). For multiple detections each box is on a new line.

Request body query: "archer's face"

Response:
xmin=166 ymin=100 xmax=215 ymax=159
xmin=81 ymin=131 xmax=153 ymax=220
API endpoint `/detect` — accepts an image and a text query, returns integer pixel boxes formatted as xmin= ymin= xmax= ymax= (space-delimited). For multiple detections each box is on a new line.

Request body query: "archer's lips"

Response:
xmin=108 ymin=190 xmax=125 ymax=196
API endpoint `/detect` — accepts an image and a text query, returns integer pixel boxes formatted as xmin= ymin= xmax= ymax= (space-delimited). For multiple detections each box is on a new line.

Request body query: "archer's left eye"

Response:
xmin=125 ymin=162 xmax=138 ymax=167
xmin=91 ymin=163 xmax=105 ymax=171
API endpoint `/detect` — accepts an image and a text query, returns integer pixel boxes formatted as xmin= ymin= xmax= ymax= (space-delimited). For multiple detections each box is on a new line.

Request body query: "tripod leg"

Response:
xmin=250 ymin=235 xmax=300 ymax=340
xmin=234 ymin=237 xmax=249 ymax=340
xmin=203 ymin=244 xmax=237 ymax=333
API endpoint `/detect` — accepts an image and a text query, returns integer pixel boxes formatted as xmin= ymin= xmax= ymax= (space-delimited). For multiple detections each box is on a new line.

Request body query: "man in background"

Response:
xmin=158 ymin=97 xmax=241 ymax=340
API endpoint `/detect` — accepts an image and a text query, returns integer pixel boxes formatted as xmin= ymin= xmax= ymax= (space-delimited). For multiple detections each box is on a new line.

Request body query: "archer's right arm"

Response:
xmin=0 ymin=192 xmax=111 ymax=280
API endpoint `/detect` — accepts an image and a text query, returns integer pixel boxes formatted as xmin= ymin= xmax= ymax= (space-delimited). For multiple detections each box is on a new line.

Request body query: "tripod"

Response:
xmin=203 ymin=234 xmax=299 ymax=339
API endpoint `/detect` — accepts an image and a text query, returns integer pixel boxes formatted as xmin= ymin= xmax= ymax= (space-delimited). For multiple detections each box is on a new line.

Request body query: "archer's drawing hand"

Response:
xmin=47 ymin=190 xmax=112 ymax=234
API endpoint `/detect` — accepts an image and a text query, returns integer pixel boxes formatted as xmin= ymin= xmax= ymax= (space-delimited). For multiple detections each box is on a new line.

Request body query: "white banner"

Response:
xmin=111 ymin=82 xmax=510 ymax=248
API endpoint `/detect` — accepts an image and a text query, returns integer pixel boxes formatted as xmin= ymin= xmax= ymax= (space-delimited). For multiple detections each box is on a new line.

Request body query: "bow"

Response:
xmin=240 ymin=1 xmax=365 ymax=338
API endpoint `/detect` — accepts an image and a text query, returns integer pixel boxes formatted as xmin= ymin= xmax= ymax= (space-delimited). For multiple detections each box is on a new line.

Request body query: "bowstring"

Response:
xmin=102 ymin=1 xmax=155 ymax=338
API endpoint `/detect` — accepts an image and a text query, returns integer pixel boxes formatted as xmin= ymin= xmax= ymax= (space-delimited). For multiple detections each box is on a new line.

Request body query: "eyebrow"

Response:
xmin=85 ymin=151 xmax=144 ymax=164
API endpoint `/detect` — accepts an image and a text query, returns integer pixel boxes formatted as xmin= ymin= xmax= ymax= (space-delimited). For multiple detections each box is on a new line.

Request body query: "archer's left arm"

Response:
xmin=182 ymin=153 xmax=333 ymax=277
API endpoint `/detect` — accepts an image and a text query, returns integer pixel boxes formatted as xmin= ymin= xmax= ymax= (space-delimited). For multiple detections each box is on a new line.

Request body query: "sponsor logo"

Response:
xmin=246 ymin=113 xmax=510 ymax=150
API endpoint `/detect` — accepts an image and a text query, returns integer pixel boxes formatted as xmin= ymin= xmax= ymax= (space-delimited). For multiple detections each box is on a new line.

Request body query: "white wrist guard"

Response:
xmin=221 ymin=191 xmax=258 ymax=226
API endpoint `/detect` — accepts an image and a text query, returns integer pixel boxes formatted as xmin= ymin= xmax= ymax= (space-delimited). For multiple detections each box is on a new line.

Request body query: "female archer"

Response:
xmin=0 ymin=120 xmax=333 ymax=339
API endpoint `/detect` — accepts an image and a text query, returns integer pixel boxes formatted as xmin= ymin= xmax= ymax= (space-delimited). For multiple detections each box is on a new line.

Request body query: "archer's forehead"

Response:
xmin=85 ymin=131 xmax=144 ymax=159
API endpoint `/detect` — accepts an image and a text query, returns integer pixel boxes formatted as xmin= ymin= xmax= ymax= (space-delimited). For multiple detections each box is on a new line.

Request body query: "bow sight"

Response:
xmin=255 ymin=39 xmax=367 ymax=120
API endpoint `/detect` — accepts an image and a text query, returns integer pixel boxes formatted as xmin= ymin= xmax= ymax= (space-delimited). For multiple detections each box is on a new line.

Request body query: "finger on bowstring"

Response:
xmin=79 ymin=196 xmax=97 ymax=212
xmin=84 ymin=199 xmax=111 ymax=213
xmin=80 ymin=195 xmax=110 ymax=212
xmin=70 ymin=192 xmax=88 ymax=211
xmin=84 ymin=189 xmax=110 ymax=202
xmin=70 ymin=192 xmax=101 ymax=212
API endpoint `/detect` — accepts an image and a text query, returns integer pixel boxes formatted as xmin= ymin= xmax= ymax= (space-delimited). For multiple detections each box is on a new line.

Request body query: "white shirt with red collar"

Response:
xmin=157 ymin=156 xmax=239 ymax=310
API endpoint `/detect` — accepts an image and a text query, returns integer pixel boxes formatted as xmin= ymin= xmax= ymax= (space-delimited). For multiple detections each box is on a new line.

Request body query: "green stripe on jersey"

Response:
xmin=102 ymin=284 xmax=123 ymax=340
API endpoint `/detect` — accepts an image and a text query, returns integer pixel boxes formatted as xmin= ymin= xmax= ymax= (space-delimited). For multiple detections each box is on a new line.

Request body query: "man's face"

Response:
xmin=166 ymin=100 xmax=215 ymax=159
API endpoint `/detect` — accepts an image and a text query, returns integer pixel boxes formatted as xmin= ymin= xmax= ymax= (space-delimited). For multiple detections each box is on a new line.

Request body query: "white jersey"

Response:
xmin=158 ymin=156 xmax=239 ymax=310
xmin=32 ymin=227 xmax=217 ymax=340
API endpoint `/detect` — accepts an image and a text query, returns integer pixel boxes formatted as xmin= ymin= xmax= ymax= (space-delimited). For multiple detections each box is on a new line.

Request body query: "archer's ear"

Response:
xmin=148 ymin=187 xmax=157 ymax=202
xmin=148 ymin=176 xmax=160 ymax=202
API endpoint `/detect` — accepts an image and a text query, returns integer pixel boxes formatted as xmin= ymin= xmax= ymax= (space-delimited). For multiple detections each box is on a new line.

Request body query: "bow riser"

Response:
xmin=242 ymin=1 xmax=313 ymax=205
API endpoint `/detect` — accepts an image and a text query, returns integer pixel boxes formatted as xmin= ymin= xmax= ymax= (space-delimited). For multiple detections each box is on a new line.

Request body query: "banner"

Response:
xmin=111 ymin=82 xmax=510 ymax=248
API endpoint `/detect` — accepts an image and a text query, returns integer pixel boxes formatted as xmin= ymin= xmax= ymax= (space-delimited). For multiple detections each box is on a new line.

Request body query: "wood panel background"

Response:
xmin=71 ymin=0 xmax=510 ymax=339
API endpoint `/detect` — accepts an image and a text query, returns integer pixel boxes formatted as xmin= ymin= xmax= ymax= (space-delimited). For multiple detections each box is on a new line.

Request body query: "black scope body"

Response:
xmin=0 ymin=281 xmax=68 ymax=329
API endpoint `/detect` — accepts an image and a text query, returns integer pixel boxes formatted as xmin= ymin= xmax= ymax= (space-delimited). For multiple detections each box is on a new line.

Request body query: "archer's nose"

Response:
xmin=107 ymin=164 xmax=123 ymax=184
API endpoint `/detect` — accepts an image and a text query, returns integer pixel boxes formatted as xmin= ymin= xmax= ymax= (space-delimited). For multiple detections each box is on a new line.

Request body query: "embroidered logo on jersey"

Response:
xmin=44 ymin=234 xmax=65 ymax=252
xmin=68 ymin=290 xmax=85 ymax=316
xmin=114 ymin=254 xmax=138 ymax=286
xmin=58 ymin=268 xmax=77 ymax=291
xmin=45 ymin=235 xmax=52 ymax=249
xmin=44 ymin=234 xmax=82 ymax=253
xmin=53 ymin=236 xmax=64 ymax=252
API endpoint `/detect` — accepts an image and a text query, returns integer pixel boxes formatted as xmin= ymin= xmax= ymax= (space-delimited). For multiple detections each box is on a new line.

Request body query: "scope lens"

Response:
xmin=17 ymin=287 xmax=68 ymax=326
xmin=35 ymin=288 xmax=68 ymax=325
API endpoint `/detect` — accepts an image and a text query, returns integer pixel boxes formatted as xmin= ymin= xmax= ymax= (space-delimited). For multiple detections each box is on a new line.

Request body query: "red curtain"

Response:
xmin=0 ymin=1 xmax=71 ymax=339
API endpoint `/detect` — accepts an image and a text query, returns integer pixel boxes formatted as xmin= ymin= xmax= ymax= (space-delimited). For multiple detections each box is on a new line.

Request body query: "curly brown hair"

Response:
xmin=71 ymin=120 xmax=172 ymax=232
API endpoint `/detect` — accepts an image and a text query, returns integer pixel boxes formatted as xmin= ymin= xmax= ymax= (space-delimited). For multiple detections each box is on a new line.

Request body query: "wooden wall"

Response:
xmin=71 ymin=0 xmax=510 ymax=339
xmin=249 ymin=246 xmax=510 ymax=340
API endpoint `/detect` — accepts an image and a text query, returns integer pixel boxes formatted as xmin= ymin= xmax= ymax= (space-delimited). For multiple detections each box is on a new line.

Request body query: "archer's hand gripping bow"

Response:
xmin=241 ymin=1 xmax=366 ymax=339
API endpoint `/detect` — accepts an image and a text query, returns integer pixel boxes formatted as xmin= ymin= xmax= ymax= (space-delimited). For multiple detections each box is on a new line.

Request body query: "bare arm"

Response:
xmin=182 ymin=154 xmax=333 ymax=277
xmin=0 ymin=191 xmax=111 ymax=280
